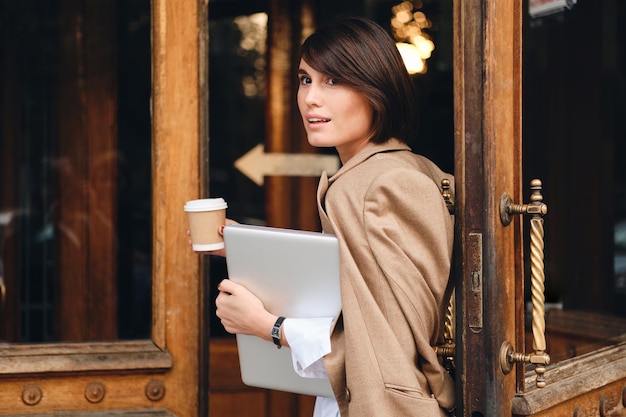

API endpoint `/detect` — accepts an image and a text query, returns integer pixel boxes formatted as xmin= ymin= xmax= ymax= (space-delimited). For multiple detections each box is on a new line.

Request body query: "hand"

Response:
xmin=187 ymin=218 xmax=239 ymax=257
xmin=215 ymin=279 xmax=277 ymax=340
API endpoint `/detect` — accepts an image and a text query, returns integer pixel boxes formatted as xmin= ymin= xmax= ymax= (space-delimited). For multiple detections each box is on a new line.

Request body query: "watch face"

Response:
xmin=271 ymin=328 xmax=280 ymax=338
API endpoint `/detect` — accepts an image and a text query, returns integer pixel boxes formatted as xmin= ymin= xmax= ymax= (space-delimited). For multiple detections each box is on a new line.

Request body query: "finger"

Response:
xmin=220 ymin=320 xmax=236 ymax=335
xmin=215 ymin=291 xmax=228 ymax=310
xmin=217 ymin=278 xmax=236 ymax=294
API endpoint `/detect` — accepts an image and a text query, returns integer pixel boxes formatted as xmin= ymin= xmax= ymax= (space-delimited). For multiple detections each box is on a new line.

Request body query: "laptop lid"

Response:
xmin=223 ymin=224 xmax=341 ymax=397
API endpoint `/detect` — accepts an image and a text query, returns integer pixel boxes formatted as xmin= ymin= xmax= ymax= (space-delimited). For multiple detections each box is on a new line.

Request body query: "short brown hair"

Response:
xmin=300 ymin=17 xmax=418 ymax=144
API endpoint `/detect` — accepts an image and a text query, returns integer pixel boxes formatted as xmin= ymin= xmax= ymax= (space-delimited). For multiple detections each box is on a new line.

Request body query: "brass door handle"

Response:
xmin=433 ymin=290 xmax=456 ymax=373
xmin=434 ymin=179 xmax=456 ymax=370
xmin=499 ymin=179 xmax=551 ymax=388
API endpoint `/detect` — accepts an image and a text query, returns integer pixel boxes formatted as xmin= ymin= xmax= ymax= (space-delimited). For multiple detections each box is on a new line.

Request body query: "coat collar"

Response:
xmin=328 ymin=138 xmax=411 ymax=185
xmin=317 ymin=138 xmax=411 ymax=229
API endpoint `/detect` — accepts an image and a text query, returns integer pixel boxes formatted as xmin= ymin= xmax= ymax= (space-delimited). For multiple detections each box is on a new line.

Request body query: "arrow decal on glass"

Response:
xmin=234 ymin=144 xmax=340 ymax=186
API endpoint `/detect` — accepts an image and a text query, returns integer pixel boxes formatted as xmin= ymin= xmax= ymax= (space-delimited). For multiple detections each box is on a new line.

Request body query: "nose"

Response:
xmin=300 ymin=84 xmax=322 ymax=107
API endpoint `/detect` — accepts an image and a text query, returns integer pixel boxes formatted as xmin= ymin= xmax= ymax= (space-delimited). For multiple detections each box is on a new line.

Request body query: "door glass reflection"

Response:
xmin=208 ymin=9 xmax=269 ymax=337
xmin=0 ymin=0 xmax=152 ymax=342
xmin=522 ymin=1 xmax=626 ymax=367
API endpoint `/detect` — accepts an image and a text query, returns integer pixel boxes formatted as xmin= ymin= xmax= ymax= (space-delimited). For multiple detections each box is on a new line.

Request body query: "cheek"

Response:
xmin=296 ymin=92 xmax=304 ymax=113
xmin=349 ymin=103 xmax=374 ymax=129
xmin=345 ymin=93 xmax=373 ymax=120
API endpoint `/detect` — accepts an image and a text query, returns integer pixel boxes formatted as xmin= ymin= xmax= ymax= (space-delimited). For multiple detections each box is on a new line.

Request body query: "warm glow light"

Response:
xmin=390 ymin=1 xmax=434 ymax=75
xmin=234 ymin=13 xmax=268 ymax=98
xmin=395 ymin=42 xmax=425 ymax=74
xmin=413 ymin=36 xmax=434 ymax=59
xmin=234 ymin=13 xmax=268 ymax=53
xmin=413 ymin=11 xmax=428 ymax=26
xmin=396 ymin=10 xmax=413 ymax=24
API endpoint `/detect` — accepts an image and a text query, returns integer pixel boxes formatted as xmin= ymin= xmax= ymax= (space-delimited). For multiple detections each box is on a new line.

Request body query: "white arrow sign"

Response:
xmin=234 ymin=144 xmax=340 ymax=186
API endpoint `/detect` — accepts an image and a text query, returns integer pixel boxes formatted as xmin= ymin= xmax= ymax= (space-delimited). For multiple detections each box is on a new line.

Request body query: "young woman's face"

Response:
xmin=297 ymin=59 xmax=374 ymax=163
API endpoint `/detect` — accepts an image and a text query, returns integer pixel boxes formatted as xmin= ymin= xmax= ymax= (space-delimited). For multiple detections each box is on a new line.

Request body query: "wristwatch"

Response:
xmin=271 ymin=316 xmax=286 ymax=349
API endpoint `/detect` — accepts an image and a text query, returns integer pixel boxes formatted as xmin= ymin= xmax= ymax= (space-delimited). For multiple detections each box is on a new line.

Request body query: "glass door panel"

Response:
xmin=522 ymin=0 xmax=626 ymax=370
xmin=0 ymin=0 xmax=152 ymax=343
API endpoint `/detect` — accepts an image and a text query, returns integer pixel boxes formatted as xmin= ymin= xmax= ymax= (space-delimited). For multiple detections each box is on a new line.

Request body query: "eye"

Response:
xmin=327 ymin=78 xmax=340 ymax=85
xmin=298 ymin=75 xmax=312 ymax=85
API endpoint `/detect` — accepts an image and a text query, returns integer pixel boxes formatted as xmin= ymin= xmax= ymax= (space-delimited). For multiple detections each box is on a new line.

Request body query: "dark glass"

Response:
xmin=0 ymin=0 xmax=152 ymax=342
xmin=522 ymin=0 xmax=626 ymax=364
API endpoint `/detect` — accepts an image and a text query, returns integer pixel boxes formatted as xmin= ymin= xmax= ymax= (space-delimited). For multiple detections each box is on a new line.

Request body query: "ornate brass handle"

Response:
xmin=433 ymin=291 xmax=456 ymax=368
xmin=499 ymin=179 xmax=550 ymax=388
xmin=441 ymin=178 xmax=455 ymax=215
xmin=433 ymin=179 xmax=456 ymax=369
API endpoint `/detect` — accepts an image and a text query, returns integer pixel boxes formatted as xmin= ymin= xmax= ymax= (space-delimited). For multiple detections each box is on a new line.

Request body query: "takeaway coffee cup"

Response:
xmin=184 ymin=198 xmax=228 ymax=251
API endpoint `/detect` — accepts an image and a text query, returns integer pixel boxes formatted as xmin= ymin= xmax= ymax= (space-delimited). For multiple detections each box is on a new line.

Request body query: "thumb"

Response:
xmin=217 ymin=279 xmax=237 ymax=294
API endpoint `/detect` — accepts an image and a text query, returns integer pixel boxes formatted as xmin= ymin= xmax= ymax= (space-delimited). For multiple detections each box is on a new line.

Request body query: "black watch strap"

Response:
xmin=271 ymin=316 xmax=286 ymax=349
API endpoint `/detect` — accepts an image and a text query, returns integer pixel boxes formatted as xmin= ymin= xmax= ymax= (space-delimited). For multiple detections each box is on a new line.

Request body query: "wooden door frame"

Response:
xmin=0 ymin=1 xmax=208 ymax=415
xmin=453 ymin=0 xmax=522 ymax=415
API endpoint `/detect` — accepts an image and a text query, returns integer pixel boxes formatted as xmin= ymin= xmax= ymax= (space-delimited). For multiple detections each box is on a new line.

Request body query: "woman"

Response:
xmin=215 ymin=17 xmax=455 ymax=416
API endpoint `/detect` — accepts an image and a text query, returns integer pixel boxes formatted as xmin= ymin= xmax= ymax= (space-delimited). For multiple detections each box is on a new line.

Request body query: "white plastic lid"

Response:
xmin=184 ymin=198 xmax=228 ymax=212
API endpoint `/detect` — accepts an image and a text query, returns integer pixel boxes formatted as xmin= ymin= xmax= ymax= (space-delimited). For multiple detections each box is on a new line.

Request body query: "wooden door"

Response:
xmin=454 ymin=0 xmax=626 ymax=416
xmin=0 ymin=1 xmax=208 ymax=415
xmin=453 ymin=0 xmax=522 ymax=414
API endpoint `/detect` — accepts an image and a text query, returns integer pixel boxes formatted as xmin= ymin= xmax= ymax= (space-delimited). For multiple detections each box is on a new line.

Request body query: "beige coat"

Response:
xmin=317 ymin=138 xmax=455 ymax=416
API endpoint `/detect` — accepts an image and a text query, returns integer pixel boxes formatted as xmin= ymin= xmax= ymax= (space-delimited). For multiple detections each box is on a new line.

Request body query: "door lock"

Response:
xmin=499 ymin=179 xmax=550 ymax=388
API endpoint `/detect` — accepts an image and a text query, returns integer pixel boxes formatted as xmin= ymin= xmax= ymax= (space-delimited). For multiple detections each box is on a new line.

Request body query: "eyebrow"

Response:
xmin=296 ymin=69 xmax=309 ymax=75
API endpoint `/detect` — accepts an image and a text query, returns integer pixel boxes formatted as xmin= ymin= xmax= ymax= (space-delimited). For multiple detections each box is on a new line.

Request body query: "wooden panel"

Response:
xmin=210 ymin=392 xmax=268 ymax=417
xmin=209 ymin=338 xmax=315 ymax=417
xmin=513 ymin=343 xmax=626 ymax=416
xmin=0 ymin=374 xmax=167 ymax=414
xmin=210 ymin=338 xmax=248 ymax=390
xmin=0 ymin=341 xmax=172 ymax=375
xmin=518 ymin=379 xmax=626 ymax=417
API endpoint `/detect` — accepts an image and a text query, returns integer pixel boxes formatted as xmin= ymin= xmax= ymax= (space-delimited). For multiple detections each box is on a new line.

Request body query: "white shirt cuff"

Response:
xmin=283 ymin=317 xmax=334 ymax=379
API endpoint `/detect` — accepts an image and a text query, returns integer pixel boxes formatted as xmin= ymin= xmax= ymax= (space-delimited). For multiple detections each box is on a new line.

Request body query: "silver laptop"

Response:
xmin=223 ymin=224 xmax=341 ymax=397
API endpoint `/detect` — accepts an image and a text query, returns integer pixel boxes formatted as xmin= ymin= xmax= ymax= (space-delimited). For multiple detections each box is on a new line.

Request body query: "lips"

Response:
xmin=307 ymin=117 xmax=330 ymax=123
xmin=304 ymin=112 xmax=331 ymax=124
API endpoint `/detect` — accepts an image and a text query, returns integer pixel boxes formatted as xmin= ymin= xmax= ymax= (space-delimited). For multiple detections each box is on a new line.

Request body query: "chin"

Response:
xmin=307 ymin=140 xmax=333 ymax=149
xmin=306 ymin=134 xmax=332 ymax=148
